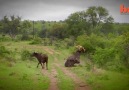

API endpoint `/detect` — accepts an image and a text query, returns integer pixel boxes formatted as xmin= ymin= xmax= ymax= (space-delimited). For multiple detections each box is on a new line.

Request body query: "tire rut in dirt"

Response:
xmin=54 ymin=62 xmax=90 ymax=90
xmin=42 ymin=68 xmax=59 ymax=90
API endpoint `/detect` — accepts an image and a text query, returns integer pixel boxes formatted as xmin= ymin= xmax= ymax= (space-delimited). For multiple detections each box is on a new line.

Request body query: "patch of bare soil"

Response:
xmin=44 ymin=47 xmax=54 ymax=55
xmin=42 ymin=68 xmax=59 ymax=90
xmin=44 ymin=47 xmax=60 ymax=55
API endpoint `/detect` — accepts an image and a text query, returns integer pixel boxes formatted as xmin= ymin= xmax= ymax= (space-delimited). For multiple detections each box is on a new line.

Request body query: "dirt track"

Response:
xmin=42 ymin=67 xmax=59 ymax=90
xmin=42 ymin=48 xmax=90 ymax=90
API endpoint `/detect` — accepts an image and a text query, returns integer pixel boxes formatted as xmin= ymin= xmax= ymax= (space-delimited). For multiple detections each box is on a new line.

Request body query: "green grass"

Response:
xmin=95 ymin=71 xmax=129 ymax=90
xmin=56 ymin=67 xmax=75 ymax=90
xmin=0 ymin=41 xmax=73 ymax=90
xmin=1 ymin=41 xmax=129 ymax=90
xmin=0 ymin=59 xmax=49 ymax=90
xmin=70 ymin=66 xmax=129 ymax=90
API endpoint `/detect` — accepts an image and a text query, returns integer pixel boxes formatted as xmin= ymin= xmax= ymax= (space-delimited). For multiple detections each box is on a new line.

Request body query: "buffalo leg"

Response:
xmin=42 ymin=63 xmax=44 ymax=69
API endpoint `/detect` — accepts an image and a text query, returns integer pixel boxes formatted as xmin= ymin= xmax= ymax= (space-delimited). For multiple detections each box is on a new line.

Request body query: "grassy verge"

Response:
xmin=70 ymin=66 xmax=129 ymax=90
xmin=0 ymin=59 xmax=49 ymax=90
xmin=56 ymin=67 xmax=75 ymax=90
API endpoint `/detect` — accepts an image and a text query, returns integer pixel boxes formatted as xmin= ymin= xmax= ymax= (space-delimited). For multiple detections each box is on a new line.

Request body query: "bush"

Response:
xmin=0 ymin=35 xmax=12 ymax=42
xmin=76 ymin=34 xmax=106 ymax=53
xmin=29 ymin=37 xmax=42 ymax=45
xmin=0 ymin=46 xmax=10 ymax=57
xmin=21 ymin=34 xmax=32 ymax=40
xmin=21 ymin=50 xmax=31 ymax=61
xmin=105 ymin=61 xmax=125 ymax=71
xmin=0 ymin=45 xmax=15 ymax=61
xmin=92 ymin=47 xmax=116 ymax=67
xmin=76 ymin=34 xmax=94 ymax=53
xmin=64 ymin=37 xmax=75 ymax=49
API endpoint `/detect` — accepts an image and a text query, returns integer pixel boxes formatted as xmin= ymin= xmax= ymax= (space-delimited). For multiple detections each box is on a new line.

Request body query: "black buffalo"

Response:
xmin=32 ymin=52 xmax=48 ymax=69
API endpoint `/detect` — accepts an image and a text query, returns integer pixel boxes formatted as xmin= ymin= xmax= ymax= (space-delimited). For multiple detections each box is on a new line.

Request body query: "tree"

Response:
xmin=38 ymin=25 xmax=48 ymax=38
xmin=86 ymin=6 xmax=98 ymax=28
xmin=86 ymin=6 xmax=113 ymax=28
xmin=1 ymin=15 xmax=21 ymax=39
xmin=50 ymin=23 xmax=67 ymax=39
xmin=20 ymin=20 xmax=31 ymax=40
xmin=0 ymin=21 xmax=2 ymax=33
xmin=97 ymin=6 xmax=109 ymax=25
xmin=65 ymin=11 xmax=90 ymax=36
xmin=100 ymin=16 xmax=114 ymax=34
xmin=65 ymin=6 xmax=114 ymax=36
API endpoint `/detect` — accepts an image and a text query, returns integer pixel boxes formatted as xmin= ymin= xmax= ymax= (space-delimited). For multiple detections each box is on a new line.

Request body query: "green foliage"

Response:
xmin=114 ymin=23 xmax=129 ymax=35
xmin=66 ymin=6 xmax=114 ymax=36
xmin=38 ymin=26 xmax=48 ymax=38
xmin=101 ymin=22 xmax=114 ymax=34
xmin=66 ymin=11 xmax=89 ymax=36
xmin=92 ymin=47 xmax=116 ymax=67
xmin=49 ymin=23 xmax=67 ymax=39
xmin=0 ymin=35 xmax=12 ymax=42
xmin=1 ymin=15 xmax=21 ymax=39
xmin=20 ymin=34 xmax=32 ymax=40
xmin=64 ymin=36 xmax=75 ymax=48
xmin=0 ymin=45 xmax=15 ymax=61
xmin=21 ymin=50 xmax=31 ymax=61
xmin=76 ymin=34 xmax=105 ymax=53
xmin=76 ymin=34 xmax=93 ymax=52
xmin=0 ymin=46 xmax=10 ymax=57
xmin=29 ymin=37 xmax=42 ymax=45
xmin=121 ymin=33 xmax=129 ymax=67
xmin=20 ymin=20 xmax=32 ymax=40
xmin=76 ymin=32 xmax=129 ymax=70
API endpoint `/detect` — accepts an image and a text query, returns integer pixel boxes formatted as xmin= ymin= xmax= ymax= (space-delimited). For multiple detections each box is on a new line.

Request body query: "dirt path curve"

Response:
xmin=42 ymin=67 xmax=59 ymax=90
xmin=54 ymin=58 xmax=91 ymax=90
xmin=44 ymin=47 xmax=60 ymax=55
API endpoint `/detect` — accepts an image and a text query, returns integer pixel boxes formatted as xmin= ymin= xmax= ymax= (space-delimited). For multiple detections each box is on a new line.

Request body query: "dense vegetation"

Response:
xmin=0 ymin=6 xmax=129 ymax=90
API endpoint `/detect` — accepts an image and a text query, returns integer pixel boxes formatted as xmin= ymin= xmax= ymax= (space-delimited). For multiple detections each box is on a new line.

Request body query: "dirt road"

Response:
xmin=42 ymin=47 xmax=90 ymax=90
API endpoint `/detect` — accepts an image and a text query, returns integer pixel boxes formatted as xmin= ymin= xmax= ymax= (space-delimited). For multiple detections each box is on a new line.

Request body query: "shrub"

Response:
xmin=92 ymin=47 xmax=116 ymax=67
xmin=64 ymin=37 xmax=75 ymax=48
xmin=76 ymin=34 xmax=106 ymax=53
xmin=21 ymin=50 xmax=31 ymax=61
xmin=76 ymin=33 xmax=129 ymax=70
xmin=20 ymin=34 xmax=32 ymax=41
xmin=0 ymin=46 xmax=10 ymax=57
xmin=76 ymin=34 xmax=94 ymax=53
xmin=0 ymin=35 xmax=12 ymax=42
xmin=29 ymin=37 xmax=42 ymax=45
xmin=0 ymin=45 xmax=15 ymax=61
